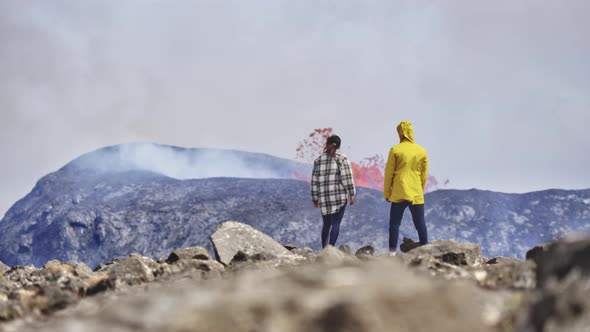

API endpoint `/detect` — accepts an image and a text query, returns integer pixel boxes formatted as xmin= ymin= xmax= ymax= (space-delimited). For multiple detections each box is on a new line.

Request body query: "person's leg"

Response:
xmin=321 ymin=214 xmax=332 ymax=248
xmin=389 ymin=201 xmax=408 ymax=252
xmin=328 ymin=204 xmax=346 ymax=246
xmin=409 ymin=204 xmax=428 ymax=245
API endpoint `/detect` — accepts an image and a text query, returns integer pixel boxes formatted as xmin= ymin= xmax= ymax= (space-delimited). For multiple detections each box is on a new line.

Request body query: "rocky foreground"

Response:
xmin=0 ymin=221 xmax=589 ymax=332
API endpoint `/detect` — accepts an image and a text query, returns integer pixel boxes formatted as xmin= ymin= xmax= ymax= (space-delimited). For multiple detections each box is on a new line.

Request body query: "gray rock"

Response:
xmin=157 ymin=259 xmax=224 ymax=280
xmin=42 ymin=260 xmax=64 ymax=269
xmin=0 ymin=260 xmax=9 ymax=275
xmin=94 ymin=259 xmax=121 ymax=273
xmin=529 ymin=235 xmax=590 ymax=288
xmin=509 ymin=236 xmax=590 ymax=330
xmin=223 ymin=250 xmax=283 ymax=273
xmin=525 ymin=242 xmax=552 ymax=261
xmin=41 ymin=260 xmax=87 ymax=279
xmin=315 ymin=246 xmax=358 ymax=266
xmin=229 ymin=250 xmax=277 ymax=264
xmin=37 ymin=261 xmax=87 ymax=289
xmin=166 ymin=247 xmax=212 ymax=264
xmin=291 ymin=247 xmax=316 ymax=260
xmin=355 ymin=245 xmax=375 ymax=256
xmin=70 ymin=262 xmax=94 ymax=278
xmin=284 ymin=244 xmax=298 ymax=250
xmin=211 ymin=221 xmax=293 ymax=265
xmin=107 ymin=254 xmax=157 ymax=286
xmin=478 ymin=258 xmax=536 ymax=289
xmin=38 ymin=285 xmax=80 ymax=314
xmin=84 ymin=273 xmax=116 ymax=296
xmin=337 ymin=244 xmax=352 ymax=255
xmin=516 ymin=274 xmax=590 ymax=332
xmin=486 ymin=256 xmax=522 ymax=265
xmin=404 ymin=240 xmax=484 ymax=267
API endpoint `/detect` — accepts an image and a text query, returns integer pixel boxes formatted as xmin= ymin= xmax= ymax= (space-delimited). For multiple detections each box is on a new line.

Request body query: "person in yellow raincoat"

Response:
xmin=383 ymin=120 xmax=429 ymax=256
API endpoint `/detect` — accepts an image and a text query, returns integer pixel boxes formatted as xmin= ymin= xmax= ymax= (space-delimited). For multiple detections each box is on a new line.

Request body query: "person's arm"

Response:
xmin=383 ymin=148 xmax=396 ymax=200
xmin=340 ymin=157 xmax=356 ymax=204
xmin=311 ymin=159 xmax=320 ymax=207
xmin=420 ymin=152 xmax=429 ymax=191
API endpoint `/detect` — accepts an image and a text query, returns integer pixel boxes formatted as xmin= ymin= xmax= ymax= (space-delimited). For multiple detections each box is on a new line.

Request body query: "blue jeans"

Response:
xmin=321 ymin=203 xmax=347 ymax=248
xmin=389 ymin=201 xmax=428 ymax=251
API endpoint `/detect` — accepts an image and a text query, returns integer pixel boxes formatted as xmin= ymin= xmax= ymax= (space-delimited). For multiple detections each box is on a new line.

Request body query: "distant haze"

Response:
xmin=1 ymin=1 xmax=589 ymax=218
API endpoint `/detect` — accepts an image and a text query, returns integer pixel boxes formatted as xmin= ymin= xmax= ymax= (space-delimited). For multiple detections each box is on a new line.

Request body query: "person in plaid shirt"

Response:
xmin=311 ymin=135 xmax=356 ymax=248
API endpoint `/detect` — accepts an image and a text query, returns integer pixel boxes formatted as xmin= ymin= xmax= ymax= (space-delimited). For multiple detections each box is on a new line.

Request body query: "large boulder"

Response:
xmin=515 ymin=272 xmax=590 ymax=332
xmin=510 ymin=235 xmax=590 ymax=331
xmin=478 ymin=257 xmax=536 ymax=289
xmin=403 ymin=240 xmax=484 ymax=267
xmin=210 ymin=221 xmax=294 ymax=265
xmin=528 ymin=235 xmax=590 ymax=288
xmin=525 ymin=242 xmax=552 ymax=261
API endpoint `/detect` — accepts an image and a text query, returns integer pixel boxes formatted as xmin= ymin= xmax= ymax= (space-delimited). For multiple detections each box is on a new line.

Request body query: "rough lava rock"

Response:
xmin=3 ymin=251 xmax=498 ymax=332
xmin=105 ymin=254 xmax=158 ymax=287
xmin=337 ymin=244 xmax=352 ymax=255
xmin=4 ymin=223 xmax=590 ymax=332
xmin=513 ymin=234 xmax=590 ymax=331
xmin=211 ymin=221 xmax=295 ymax=265
xmin=314 ymin=245 xmax=359 ymax=266
xmin=403 ymin=240 xmax=485 ymax=266
xmin=0 ymin=261 xmax=9 ymax=275
xmin=402 ymin=240 xmax=536 ymax=290
xmin=528 ymin=234 xmax=590 ymax=288
xmin=525 ymin=242 xmax=552 ymax=261
xmin=355 ymin=245 xmax=375 ymax=256
xmin=166 ymin=246 xmax=212 ymax=264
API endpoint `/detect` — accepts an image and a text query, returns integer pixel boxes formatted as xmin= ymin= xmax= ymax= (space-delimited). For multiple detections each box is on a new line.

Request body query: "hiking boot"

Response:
xmin=400 ymin=237 xmax=421 ymax=253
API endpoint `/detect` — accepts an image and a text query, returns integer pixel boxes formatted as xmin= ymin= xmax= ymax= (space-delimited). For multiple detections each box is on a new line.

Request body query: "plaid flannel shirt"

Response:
xmin=311 ymin=152 xmax=356 ymax=216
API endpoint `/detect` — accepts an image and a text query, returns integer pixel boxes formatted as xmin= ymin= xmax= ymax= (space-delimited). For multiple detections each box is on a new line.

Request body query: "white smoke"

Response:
xmin=73 ymin=143 xmax=304 ymax=180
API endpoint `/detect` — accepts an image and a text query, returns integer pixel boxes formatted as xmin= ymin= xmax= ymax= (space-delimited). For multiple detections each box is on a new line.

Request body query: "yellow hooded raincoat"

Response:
xmin=383 ymin=120 xmax=429 ymax=204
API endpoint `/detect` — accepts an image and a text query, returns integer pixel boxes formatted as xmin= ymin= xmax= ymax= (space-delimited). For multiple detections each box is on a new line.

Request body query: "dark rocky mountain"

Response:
xmin=425 ymin=188 xmax=590 ymax=260
xmin=0 ymin=143 xmax=589 ymax=267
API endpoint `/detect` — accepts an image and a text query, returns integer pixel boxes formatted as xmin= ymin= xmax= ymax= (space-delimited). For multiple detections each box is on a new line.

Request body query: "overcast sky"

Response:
xmin=1 ymin=1 xmax=589 ymax=218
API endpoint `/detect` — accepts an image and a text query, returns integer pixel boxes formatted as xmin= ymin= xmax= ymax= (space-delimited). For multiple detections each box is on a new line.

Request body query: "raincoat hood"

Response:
xmin=396 ymin=120 xmax=415 ymax=143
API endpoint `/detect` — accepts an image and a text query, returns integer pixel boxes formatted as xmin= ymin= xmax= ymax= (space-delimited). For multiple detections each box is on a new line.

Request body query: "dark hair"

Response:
xmin=326 ymin=135 xmax=341 ymax=149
